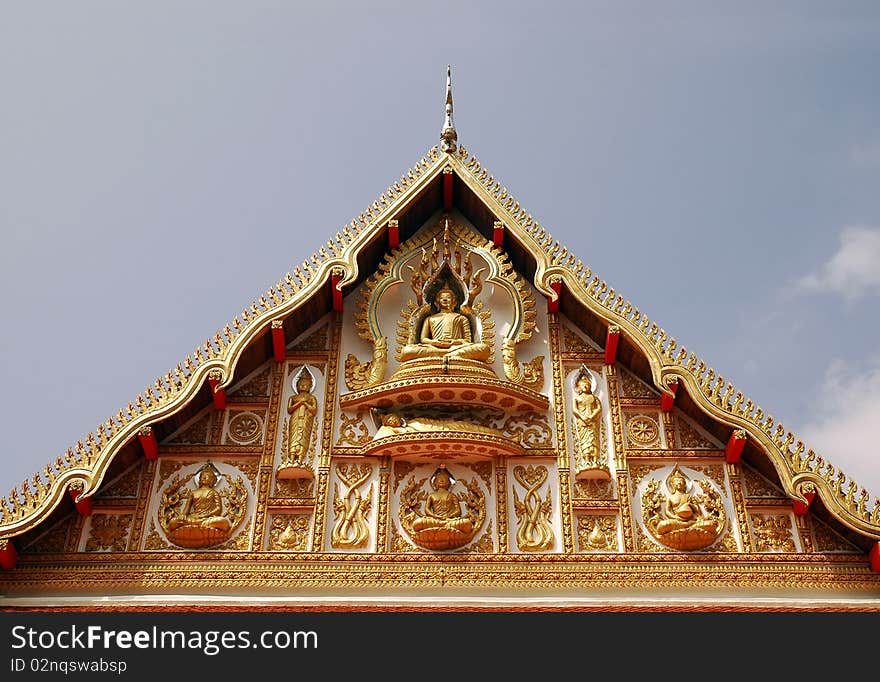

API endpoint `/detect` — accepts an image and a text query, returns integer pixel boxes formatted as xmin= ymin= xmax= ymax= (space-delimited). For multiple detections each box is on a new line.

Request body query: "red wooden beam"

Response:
xmin=208 ymin=370 xmax=226 ymax=410
xmin=138 ymin=426 xmax=159 ymax=460
xmin=546 ymin=277 xmax=562 ymax=313
xmin=387 ymin=219 xmax=400 ymax=249
xmin=331 ymin=267 xmax=344 ymax=312
xmin=792 ymin=483 xmax=816 ymax=516
xmin=443 ymin=167 xmax=453 ymax=210
xmin=870 ymin=542 xmax=880 ymax=573
xmin=604 ymin=325 xmax=620 ymax=365
xmin=660 ymin=377 xmax=679 ymax=412
xmin=725 ymin=429 xmax=747 ymax=464
xmin=271 ymin=320 xmax=286 ymax=363
xmin=493 ymin=221 xmax=504 ymax=248
xmin=69 ymin=485 xmax=92 ymax=517
xmin=0 ymin=539 xmax=17 ymax=571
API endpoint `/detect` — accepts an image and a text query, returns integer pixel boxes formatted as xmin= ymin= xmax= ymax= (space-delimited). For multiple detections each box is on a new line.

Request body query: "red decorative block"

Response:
xmin=493 ymin=221 xmax=504 ymax=248
xmin=792 ymin=490 xmax=816 ymax=516
xmin=388 ymin=220 xmax=400 ymax=249
xmin=138 ymin=426 xmax=159 ymax=461
xmin=604 ymin=326 xmax=620 ymax=365
xmin=547 ymin=278 xmax=562 ymax=313
xmin=69 ymin=487 xmax=92 ymax=517
xmin=443 ymin=170 xmax=453 ymax=210
xmin=660 ymin=378 xmax=679 ymax=412
xmin=725 ymin=430 xmax=747 ymax=464
xmin=208 ymin=374 xmax=227 ymax=411
xmin=0 ymin=540 xmax=18 ymax=571
xmin=271 ymin=321 xmax=286 ymax=363
xmin=870 ymin=542 xmax=880 ymax=573
xmin=331 ymin=270 xmax=344 ymax=312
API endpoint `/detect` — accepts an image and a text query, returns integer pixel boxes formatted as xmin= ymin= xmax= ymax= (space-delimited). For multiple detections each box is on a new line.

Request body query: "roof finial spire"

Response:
xmin=440 ymin=65 xmax=458 ymax=153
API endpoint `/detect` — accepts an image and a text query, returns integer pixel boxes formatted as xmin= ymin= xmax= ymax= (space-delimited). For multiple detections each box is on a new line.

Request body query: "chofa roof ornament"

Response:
xmin=440 ymin=65 xmax=457 ymax=153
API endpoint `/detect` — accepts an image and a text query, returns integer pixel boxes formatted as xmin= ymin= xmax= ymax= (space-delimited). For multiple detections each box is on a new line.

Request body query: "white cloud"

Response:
xmin=850 ymin=139 xmax=880 ymax=167
xmin=795 ymin=226 xmax=880 ymax=299
xmin=799 ymin=357 xmax=880 ymax=498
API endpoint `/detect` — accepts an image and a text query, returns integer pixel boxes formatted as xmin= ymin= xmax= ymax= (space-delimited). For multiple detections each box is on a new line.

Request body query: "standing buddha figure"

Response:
xmin=286 ymin=367 xmax=318 ymax=466
xmin=572 ymin=370 xmax=602 ymax=463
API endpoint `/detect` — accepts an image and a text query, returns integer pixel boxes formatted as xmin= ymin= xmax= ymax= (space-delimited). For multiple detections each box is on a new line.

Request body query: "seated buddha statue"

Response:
xmin=655 ymin=467 xmax=716 ymax=535
xmin=411 ymin=466 xmax=473 ymax=536
xmin=166 ymin=465 xmax=231 ymax=536
xmin=399 ymin=285 xmax=490 ymax=363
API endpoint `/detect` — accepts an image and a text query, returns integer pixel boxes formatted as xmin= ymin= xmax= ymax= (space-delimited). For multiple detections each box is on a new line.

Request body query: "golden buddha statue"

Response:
xmin=572 ymin=371 xmax=601 ymax=459
xmin=399 ymin=284 xmax=490 ymax=363
xmin=373 ymin=412 xmax=503 ymax=440
xmin=399 ymin=462 xmax=487 ymax=551
xmin=285 ymin=368 xmax=318 ymax=462
xmin=642 ymin=465 xmax=725 ymax=550
xmin=165 ymin=464 xmax=232 ymax=548
xmin=571 ymin=367 xmax=608 ymax=479
xmin=411 ymin=466 xmax=474 ymax=538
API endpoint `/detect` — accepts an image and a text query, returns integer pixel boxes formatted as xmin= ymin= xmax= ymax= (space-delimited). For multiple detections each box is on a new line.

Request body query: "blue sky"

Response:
xmin=1 ymin=2 xmax=879 ymax=498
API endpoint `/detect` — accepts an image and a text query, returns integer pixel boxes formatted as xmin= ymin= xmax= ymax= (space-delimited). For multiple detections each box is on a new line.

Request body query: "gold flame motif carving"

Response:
xmin=512 ymin=465 xmax=554 ymax=551
xmin=158 ymin=462 xmax=249 ymax=549
xmin=641 ymin=465 xmax=725 ymax=550
xmin=331 ymin=463 xmax=373 ymax=549
xmin=399 ymin=465 xmax=486 ymax=551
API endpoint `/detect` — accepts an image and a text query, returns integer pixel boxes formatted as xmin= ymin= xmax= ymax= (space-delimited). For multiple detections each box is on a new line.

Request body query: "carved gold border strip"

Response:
xmin=2 ymin=558 xmax=877 ymax=593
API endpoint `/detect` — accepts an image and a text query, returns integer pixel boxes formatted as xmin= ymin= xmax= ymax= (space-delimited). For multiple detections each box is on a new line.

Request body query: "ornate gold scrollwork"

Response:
xmin=398 ymin=464 xmax=486 ymax=551
xmin=330 ymin=463 xmax=373 ymax=549
xmin=85 ymin=514 xmax=133 ymax=552
xmin=512 ymin=465 xmax=554 ymax=551
xmin=750 ymin=513 xmax=796 ymax=552
xmin=344 ymin=336 xmax=387 ymax=391
xmin=158 ymin=462 xmax=249 ymax=549
xmin=501 ymin=339 xmax=545 ymax=390
xmin=269 ymin=515 xmax=311 ymax=551
xmin=641 ymin=465 xmax=726 ymax=550
xmin=577 ymin=515 xmax=618 ymax=552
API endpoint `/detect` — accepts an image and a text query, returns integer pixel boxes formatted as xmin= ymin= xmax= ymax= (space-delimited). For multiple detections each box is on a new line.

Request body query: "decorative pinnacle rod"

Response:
xmin=440 ymin=65 xmax=458 ymax=153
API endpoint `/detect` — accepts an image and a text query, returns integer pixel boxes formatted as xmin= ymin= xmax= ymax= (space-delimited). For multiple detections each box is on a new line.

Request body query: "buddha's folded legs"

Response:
xmin=399 ymin=342 xmax=490 ymax=362
xmin=412 ymin=517 xmax=473 ymax=534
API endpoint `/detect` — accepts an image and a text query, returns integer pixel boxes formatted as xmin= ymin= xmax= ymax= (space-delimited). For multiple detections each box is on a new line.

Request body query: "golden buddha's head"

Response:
xmin=432 ymin=465 xmax=453 ymax=489
xmin=381 ymin=413 xmax=404 ymax=428
xmin=576 ymin=368 xmax=593 ymax=394
xmin=197 ymin=464 xmax=219 ymax=488
xmin=666 ymin=467 xmax=687 ymax=493
xmin=434 ymin=285 xmax=458 ymax=313
xmin=295 ymin=367 xmax=314 ymax=393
